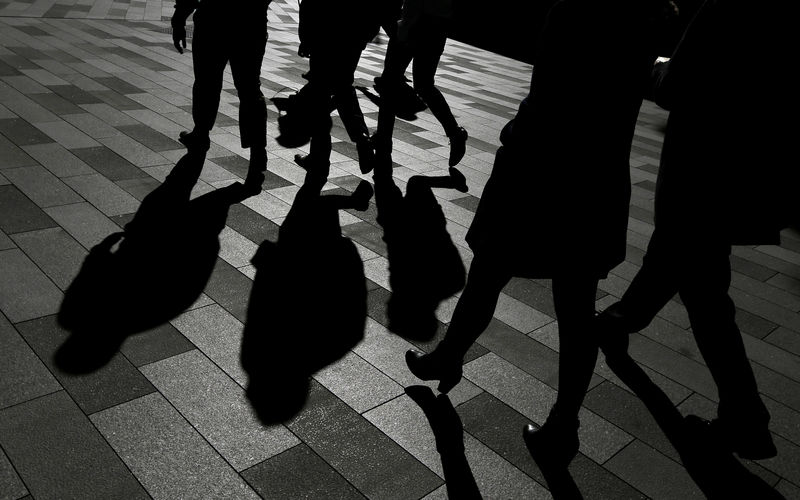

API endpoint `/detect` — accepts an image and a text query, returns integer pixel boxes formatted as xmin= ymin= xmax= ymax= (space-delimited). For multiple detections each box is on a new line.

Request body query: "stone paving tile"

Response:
xmin=0 ymin=391 xmax=148 ymax=500
xmin=765 ymin=327 xmax=800 ymax=357
xmin=20 ymin=142 xmax=96 ymax=177
xmin=43 ymin=201 xmax=121 ymax=248
xmin=0 ymin=184 xmax=57 ymax=234
xmin=16 ymin=315 xmax=156 ymax=414
xmin=0 ymin=248 xmax=62 ymax=323
xmin=2 ymin=164 xmax=82 ymax=207
xmin=11 ymin=227 xmax=87 ymax=290
xmin=314 ymin=351 xmax=404 ymax=414
xmin=0 ymin=312 xmax=60 ymax=410
xmin=91 ymin=392 xmax=260 ymax=500
xmin=0 ymin=445 xmax=28 ymax=500
xmin=141 ymin=350 xmax=299 ymax=472
xmin=71 ymin=144 xmax=148 ymax=180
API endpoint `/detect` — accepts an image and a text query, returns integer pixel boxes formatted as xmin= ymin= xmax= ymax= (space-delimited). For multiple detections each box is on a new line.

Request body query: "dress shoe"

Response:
xmin=523 ymin=418 xmax=580 ymax=468
xmin=449 ymin=167 xmax=468 ymax=193
xmin=178 ymin=130 xmax=210 ymax=153
xmin=351 ymin=180 xmax=374 ymax=211
xmin=448 ymin=126 xmax=468 ymax=167
xmin=356 ymin=137 xmax=376 ymax=174
xmin=405 ymin=348 xmax=462 ymax=394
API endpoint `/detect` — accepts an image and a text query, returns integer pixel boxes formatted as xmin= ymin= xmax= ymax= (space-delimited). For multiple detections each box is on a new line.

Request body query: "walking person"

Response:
xmin=597 ymin=0 xmax=796 ymax=461
xmin=404 ymin=0 xmax=675 ymax=467
xmin=372 ymin=0 xmax=467 ymax=173
xmin=171 ymin=0 xmax=271 ymax=191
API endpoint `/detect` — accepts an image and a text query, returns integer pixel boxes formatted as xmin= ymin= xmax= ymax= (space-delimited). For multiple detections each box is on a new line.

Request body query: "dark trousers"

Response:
xmin=618 ymin=229 xmax=769 ymax=426
xmin=191 ymin=12 xmax=268 ymax=149
xmin=375 ymin=17 xmax=458 ymax=149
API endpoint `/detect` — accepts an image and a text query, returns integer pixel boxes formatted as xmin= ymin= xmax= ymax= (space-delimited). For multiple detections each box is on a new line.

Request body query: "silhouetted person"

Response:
xmin=597 ymin=0 xmax=796 ymax=461
xmin=241 ymin=175 xmax=374 ymax=423
xmin=405 ymin=0 xmax=674 ymax=469
xmin=56 ymin=152 xmax=248 ymax=373
xmin=372 ymin=0 xmax=468 ymax=173
xmin=171 ymin=0 xmax=271 ymax=192
xmin=373 ymin=167 xmax=467 ymax=340
xmin=292 ymin=0 xmax=381 ymax=177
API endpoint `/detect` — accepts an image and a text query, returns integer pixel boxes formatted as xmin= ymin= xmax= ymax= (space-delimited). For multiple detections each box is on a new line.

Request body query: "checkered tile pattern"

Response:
xmin=1 ymin=1 xmax=799 ymax=499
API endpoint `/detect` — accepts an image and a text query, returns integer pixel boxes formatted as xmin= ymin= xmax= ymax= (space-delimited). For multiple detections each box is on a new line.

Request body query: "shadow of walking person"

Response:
xmin=56 ymin=152 xmax=249 ymax=373
xmin=373 ymin=168 xmax=467 ymax=341
xmin=405 ymin=385 xmax=481 ymax=499
xmin=604 ymin=351 xmax=785 ymax=499
xmin=241 ymin=175 xmax=374 ymax=424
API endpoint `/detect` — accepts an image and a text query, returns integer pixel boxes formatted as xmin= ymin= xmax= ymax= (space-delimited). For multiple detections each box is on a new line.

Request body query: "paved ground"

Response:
xmin=1 ymin=1 xmax=799 ymax=499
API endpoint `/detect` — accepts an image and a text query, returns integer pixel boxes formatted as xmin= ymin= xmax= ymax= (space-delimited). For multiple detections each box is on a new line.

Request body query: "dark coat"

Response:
xmin=651 ymin=0 xmax=796 ymax=245
xmin=467 ymin=0 xmax=663 ymax=278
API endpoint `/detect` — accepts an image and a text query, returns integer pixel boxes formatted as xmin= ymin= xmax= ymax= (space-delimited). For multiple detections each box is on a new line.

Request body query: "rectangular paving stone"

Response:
xmin=44 ymin=201 xmax=121 ymax=249
xmin=99 ymin=134 xmax=167 ymax=168
xmin=11 ymin=227 xmax=87 ymax=290
xmin=48 ymin=84 xmax=104 ymax=105
xmin=494 ymin=292 xmax=554 ymax=334
xmin=0 ymin=249 xmax=62 ymax=323
xmin=28 ymin=91 xmax=83 ymax=115
xmin=0 ymin=117 xmax=53 ymax=147
xmin=0 ymin=185 xmax=56 ymax=234
xmin=117 ymin=123 xmax=182 ymax=152
xmin=141 ymin=350 xmax=300 ymax=471
xmin=226 ymin=203 xmax=280 ymax=245
xmin=21 ymin=142 xmax=96 ymax=177
xmin=0 ymin=391 xmax=148 ymax=500
xmin=204 ymin=258 xmax=253 ymax=323
xmin=2 ymin=165 xmax=82 ymax=207
xmin=765 ymin=327 xmax=800 ymax=357
xmin=119 ymin=322 xmax=195 ymax=367
xmin=218 ymin=226 xmax=259 ymax=269
xmin=0 ymin=446 xmax=28 ymax=500
xmin=79 ymin=102 xmax=140 ymax=126
xmin=62 ymin=111 xmax=122 ymax=139
xmin=170 ymin=303 xmax=247 ymax=385
xmin=91 ymin=392 xmax=260 ymax=500
xmin=605 ymin=440 xmax=704 ymax=499
xmin=62 ymin=172 xmax=140 ymax=216
xmin=243 ymin=444 xmax=365 ymax=500
xmin=0 ymin=312 xmax=60 ymax=410
xmin=16 ymin=315 xmax=156 ymax=414
xmin=0 ymin=134 xmax=37 ymax=170
xmin=287 ymin=380 xmax=444 ymax=499
xmin=0 ymin=228 xmax=12 ymax=250
xmin=314 ymin=351 xmax=404 ymax=413
xmin=72 ymin=144 xmax=148 ymax=181
xmin=463 ymin=353 xmax=633 ymax=464
xmin=34 ymin=119 xmax=99 ymax=149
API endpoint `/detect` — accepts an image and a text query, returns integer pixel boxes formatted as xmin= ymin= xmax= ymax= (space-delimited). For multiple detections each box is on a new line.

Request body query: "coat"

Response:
xmin=650 ymin=0 xmax=796 ymax=245
xmin=466 ymin=0 xmax=664 ymax=278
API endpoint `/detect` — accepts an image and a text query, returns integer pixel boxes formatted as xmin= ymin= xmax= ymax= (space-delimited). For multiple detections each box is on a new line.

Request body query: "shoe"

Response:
xmin=242 ymin=170 xmax=265 ymax=196
xmin=405 ymin=349 xmax=463 ymax=394
xmin=178 ymin=130 xmax=210 ymax=153
xmin=351 ymin=180 xmax=373 ymax=211
xmin=595 ymin=303 xmax=634 ymax=359
xmin=523 ymin=417 xmax=580 ymax=468
xmin=356 ymin=137 xmax=376 ymax=174
xmin=708 ymin=417 xmax=777 ymax=460
xmin=448 ymin=127 xmax=468 ymax=167
xmin=448 ymin=167 xmax=468 ymax=193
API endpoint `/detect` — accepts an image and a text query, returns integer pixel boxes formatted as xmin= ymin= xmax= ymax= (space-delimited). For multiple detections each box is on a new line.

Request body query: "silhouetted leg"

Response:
xmin=190 ymin=20 xmax=227 ymax=138
xmin=411 ymin=35 xmax=459 ymax=137
xmin=304 ymin=50 xmax=335 ymax=177
xmin=229 ymin=17 xmax=268 ymax=156
xmin=374 ymin=37 xmax=413 ymax=157
xmin=551 ymin=276 xmax=600 ymax=419
xmin=435 ymin=255 xmax=511 ymax=362
xmin=678 ymin=244 xmax=770 ymax=429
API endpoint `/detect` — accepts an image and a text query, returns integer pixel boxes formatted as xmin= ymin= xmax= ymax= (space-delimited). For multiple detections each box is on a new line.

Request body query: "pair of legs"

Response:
xmin=603 ymin=229 xmax=772 ymax=454
xmin=374 ymin=17 xmax=466 ymax=168
xmin=188 ymin=12 xmax=268 ymax=172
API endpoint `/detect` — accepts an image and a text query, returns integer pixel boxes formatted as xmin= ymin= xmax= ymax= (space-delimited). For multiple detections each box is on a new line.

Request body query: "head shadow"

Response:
xmin=241 ymin=175 xmax=374 ymax=424
xmin=55 ymin=152 xmax=248 ymax=373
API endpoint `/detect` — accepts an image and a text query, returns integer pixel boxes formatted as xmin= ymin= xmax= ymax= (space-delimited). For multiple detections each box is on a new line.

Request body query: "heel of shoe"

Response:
xmin=406 ymin=349 xmax=463 ymax=394
xmin=436 ymin=372 xmax=462 ymax=394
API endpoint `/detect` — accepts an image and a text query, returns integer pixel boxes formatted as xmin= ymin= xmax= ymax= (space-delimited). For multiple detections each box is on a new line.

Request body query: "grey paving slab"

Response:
xmin=242 ymin=444 xmax=365 ymax=500
xmin=605 ymin=440 xmax=704 ymax=500
xmin=44 ymin=201 xmax=121 ymax=249
xmin=20 ymin=142 xmax=96 ymax=177
xmin=15 ymin=315 xmax=156 ymax=414
xmin=2 ymin=164 xmax=82 ymax=207
xmin=10 ymin=227 xmax=86 ymax=290
xmin=204 ymin=258 xmax=253 ymax=323
xmin=314 ymin=351 xmax=404 ymax=414
xmin=287 ymin=380 xmax=444 ymax=500
xmin=71 ymin=144 xmax=148 ymax=181
xmin=0 ymin=446 xmax=28 ymax=500
xmin=117 ymin=123 xmax=182 ymax=152
xmin=0 ymin=248 xmax=62 ymax=323
xmin=28 ymin=92 xmax=83 ymax=115
xmin=91 ymin=392 xmax=261 ymax=500
xmin=170 ymin=303 xmax=247 ymax=385
xmin=79 ymin=101 xmax=140 ymax=126
xmin=765 ymin=327 xmax=800 ymax=357
xmin=33 ymin=119 xmax=99 ymax=149
xmin=141 ymin=350 xmax=299 ymax=471
xmin=0 ymin=391 xmax=148 ymax=500
xmin=0 ymin=185 xmax=56 ymax=234
xmin=62 ymin=111 xmax=122 ymax=139
xmin=0 ymin=312 xmax=60 ymax=410
xmin=99 ymin=133 xmax=167 ymax=167
xmin=119 ymin=322 xmax=195 ymax=367
xmin=0 ymin=228 xmax=12 ymax=250
xmin=62 ymin=172 xmax=140 ymax=216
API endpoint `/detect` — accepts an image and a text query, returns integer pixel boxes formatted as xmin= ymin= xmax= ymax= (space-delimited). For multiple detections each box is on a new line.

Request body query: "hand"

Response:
xmin=297 ymin=42 xmax=310 ymax=58
xmin=171 ymin=18 xmax=187 ymax=54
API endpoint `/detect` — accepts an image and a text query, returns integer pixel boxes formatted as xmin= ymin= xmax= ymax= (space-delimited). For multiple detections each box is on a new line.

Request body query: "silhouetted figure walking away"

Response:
xmin=597 ymin=0 xmax=797 ymax=461
xmin=405 ymin=0 xmax=672 ymax=471
xmin=292 ymin=0 xmax=382 ymax=177
xmin=373 ymin=167 xmax=467 ymax=340
xmin=56 ymin=152 xmax=249 ymax=373
xmin=241 ymin=175 xmax=373 ymax=423
xmin=171 ymin=0 xmax=271 ymax=192
xmin=372 ymin=0 xmax=468 ymax=173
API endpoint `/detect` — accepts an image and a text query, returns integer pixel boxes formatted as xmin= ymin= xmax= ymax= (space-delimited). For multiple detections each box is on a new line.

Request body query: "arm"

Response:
xmin=171 ymin=0 xmax=198 ymax=54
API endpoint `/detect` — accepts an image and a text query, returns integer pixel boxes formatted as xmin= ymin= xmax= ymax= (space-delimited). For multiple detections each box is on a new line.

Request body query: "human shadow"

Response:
xmin=356 ymin=75 xmax=427 ymax=122
xmin=56 ymin=152 xmax=249 ymax=373
xmin=241 ymin=175 xmax=374 ymax=424
xmin=605 ymin=352 xmax=785 ymax=499
xmin=373 ymin=168 xmax=467 ymax=341
xmin=526 ymin=452 xmax=582 ymax=500
xmin=405 ymin=385 xmax=481 ymax=499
